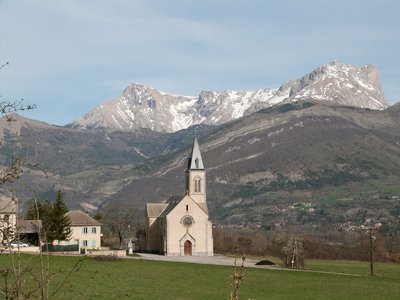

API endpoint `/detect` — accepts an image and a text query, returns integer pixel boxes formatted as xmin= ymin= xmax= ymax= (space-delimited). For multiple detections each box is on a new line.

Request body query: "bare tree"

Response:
xmin=102 ymin=200 xmax=140 ymax=248
xmin=276 ymin=232 xmax=305 ymax=269
xmin=0 ymin=62 xmax=82 ymax=299
xmin=228 ymin=244 xmax=246 ymax=300
xmin=0 ymin=62 xmax=36 ymax=186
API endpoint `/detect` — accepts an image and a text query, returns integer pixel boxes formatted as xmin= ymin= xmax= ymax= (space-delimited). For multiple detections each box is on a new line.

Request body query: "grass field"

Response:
xmin=0 ymin=254 xmax=399 ymax=299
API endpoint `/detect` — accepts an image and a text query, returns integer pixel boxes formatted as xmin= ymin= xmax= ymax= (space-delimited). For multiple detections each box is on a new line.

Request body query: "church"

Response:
xmin=145 ymin=137 xmax=214 ymax=256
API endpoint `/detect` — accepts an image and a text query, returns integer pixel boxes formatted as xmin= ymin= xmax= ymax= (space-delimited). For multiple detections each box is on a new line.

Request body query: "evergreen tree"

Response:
xmin=47 ymin=190 xmax=71 ymax=241
xmin=93 ymin=212 xmax=102 ymax=222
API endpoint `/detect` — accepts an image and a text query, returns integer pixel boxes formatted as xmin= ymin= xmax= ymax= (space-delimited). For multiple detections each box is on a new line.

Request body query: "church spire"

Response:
xmin=188 ymin=137 xmax=204 ymax=170
xmin=185 ymin=136 xmax=206 ymax=203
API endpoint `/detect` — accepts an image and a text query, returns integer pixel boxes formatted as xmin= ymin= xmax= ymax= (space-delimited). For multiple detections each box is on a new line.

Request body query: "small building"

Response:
xmin=18 ymin=219 xmax=42 ymax=245
xmin=56 ymin=210 xmax=102 ymax=250
xmin=0 ymin=197 xmax=17 ymax=246
xmin=145 ymin=137 xmax=213 ymax=256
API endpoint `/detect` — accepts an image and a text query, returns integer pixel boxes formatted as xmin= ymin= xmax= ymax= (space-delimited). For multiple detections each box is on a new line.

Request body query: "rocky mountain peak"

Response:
xmin=282 ymin=61 xmax=387 ymax=109
xmin=123 ymin=82 xmax=163 ymax=100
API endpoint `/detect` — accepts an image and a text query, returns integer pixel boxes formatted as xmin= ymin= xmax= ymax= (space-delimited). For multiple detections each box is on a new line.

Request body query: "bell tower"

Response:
xmin=185 ymin=137 xmax=206 ymax=203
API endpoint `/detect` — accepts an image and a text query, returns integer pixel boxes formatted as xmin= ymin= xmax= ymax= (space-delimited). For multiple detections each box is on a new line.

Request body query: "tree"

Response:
xmin=228 ymin=244 xmax=246 ymax=300
xmin=47 ymin=190 xmax=71 ymax=242
xmin=276 ymin=232 xmax=305 ymax=268
xmin=92 ymin=212 xmax=102 ymax=222
xmin=24 ymin=190 xmax=71 ymax=242
xmin=102 ymin=200 xmax=140 ymax=248
xmin=25 ymin=199 xmax=49 ymax=221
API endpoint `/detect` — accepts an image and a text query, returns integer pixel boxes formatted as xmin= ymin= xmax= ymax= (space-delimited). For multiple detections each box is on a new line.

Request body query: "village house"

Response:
xmin=0 ymin=197 xmax=17 ymax=246
xmin=55 ymin=210 xmax=102 ymax=250
xmin=145 ymin=137 xmax=213 ymax=256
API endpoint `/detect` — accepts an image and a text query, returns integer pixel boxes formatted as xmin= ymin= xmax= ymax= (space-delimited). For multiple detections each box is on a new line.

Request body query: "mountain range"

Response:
xmin=68 ymin=61 xmax=388 ymax=132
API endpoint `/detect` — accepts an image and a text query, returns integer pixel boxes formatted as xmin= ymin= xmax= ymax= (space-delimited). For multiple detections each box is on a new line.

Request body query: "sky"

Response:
xmin=0 ymin=0 xmax=399 ymax=125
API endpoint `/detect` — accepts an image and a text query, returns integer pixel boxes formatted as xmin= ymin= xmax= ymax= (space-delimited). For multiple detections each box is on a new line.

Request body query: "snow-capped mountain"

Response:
xmin=69 ymin=84 xmax=281 ymax=132
xmin=281 ymin=60 xmax=387 ymax=110
xmin=69 ymin=61 xmax=388 ymax=132
xmin=69 ymin=84 xmax=202 ymax=133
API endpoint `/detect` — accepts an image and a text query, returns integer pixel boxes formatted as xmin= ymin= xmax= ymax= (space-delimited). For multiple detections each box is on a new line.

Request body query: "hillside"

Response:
xmin=0 ymin=114 xmax=215 ymax=208
xmin=2 ymin=101 xmax=400 ymax=230
xmin=107 ymin=101 xmax=400 ymax=227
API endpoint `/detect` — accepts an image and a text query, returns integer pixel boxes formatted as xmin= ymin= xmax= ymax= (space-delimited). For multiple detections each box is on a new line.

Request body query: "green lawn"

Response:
xmin=0 ymin=254 xmax=399 ymax=299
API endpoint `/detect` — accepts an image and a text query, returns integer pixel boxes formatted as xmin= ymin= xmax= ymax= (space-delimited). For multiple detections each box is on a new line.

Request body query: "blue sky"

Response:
xmin=0 ymin=0 xmax=399 ymax=125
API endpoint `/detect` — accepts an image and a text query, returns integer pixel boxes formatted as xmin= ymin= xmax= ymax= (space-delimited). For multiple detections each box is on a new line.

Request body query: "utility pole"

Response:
xmin=295 ymin=239 xmax=299 ymax=269
xmin=367 ymin=228 xmax=376 ymax=276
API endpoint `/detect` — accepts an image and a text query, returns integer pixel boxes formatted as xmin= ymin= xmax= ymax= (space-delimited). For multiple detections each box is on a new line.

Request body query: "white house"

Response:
xmin=0 ymin=197 xmax=17 ymax=246
xmin=56 ymin=210 xmax=102 ymax=250
xmin=145 ymin=137 xmax=214 ymax=256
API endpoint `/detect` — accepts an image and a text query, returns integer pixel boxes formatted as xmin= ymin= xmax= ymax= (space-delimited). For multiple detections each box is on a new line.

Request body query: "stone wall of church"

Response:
xmin=146 ymin=217 xmax=161 ymax=252
xmin=165 ymin=196 xmax=213 ymax=256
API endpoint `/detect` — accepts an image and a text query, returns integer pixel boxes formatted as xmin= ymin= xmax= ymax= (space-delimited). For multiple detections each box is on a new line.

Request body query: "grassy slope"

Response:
xmin=0 ymin=254 xmax=399 ymax=299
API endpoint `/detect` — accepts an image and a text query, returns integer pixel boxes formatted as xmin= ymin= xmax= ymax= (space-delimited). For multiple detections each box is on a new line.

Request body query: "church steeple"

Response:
xmin=185 ymin=137 xmax=206 ymax=203
xmin=187 ymin=137 xmax=204 ymax=170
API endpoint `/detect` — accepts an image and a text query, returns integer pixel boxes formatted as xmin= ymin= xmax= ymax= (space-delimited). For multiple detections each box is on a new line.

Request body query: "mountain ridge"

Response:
xmin=68 ymin=61 xmax=388 ymax=133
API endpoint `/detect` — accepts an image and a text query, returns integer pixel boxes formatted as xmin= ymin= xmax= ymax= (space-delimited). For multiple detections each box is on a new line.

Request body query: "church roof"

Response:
xmin=147 ymin=194 xmax=209 ymax=219
xmin=197 ymin=202 xmax=208 ymax=215
xmin=159 ymin=195 xmax=183 ymax=218
xmin=159 ymin=194 xmax=209 ymax=218
xmin=146 ymin=203 xmax=168 ymax=218
xmin=187 ymin=137 xmax=204 ymax=170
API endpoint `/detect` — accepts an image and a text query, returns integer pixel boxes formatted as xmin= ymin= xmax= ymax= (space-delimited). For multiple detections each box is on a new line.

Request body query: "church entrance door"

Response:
xmin=184 ymin=240 xmax=192 ymax=256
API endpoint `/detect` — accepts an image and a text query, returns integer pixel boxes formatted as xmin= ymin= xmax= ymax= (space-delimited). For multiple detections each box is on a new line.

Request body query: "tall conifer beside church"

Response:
xmin=145 ymin=137 xmax=213 ymax=256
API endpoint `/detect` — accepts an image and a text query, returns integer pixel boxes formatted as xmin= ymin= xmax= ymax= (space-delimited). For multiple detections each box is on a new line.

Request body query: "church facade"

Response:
xmin=145 ymin=138 xmax=213 ymax=256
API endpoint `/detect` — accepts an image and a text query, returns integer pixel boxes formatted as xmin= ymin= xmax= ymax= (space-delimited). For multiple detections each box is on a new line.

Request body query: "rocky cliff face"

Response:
xmin=69 ymin=61 xmax=388 ymax=132
xmin=282 ymin=60 xmax=387 ymax=109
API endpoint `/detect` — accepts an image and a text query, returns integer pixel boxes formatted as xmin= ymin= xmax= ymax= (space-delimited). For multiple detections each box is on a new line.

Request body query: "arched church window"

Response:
xmin=194 ymin=177 xmax=201 ymax=193
xmin=195 ymin=157 xmax=199 ymax=169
